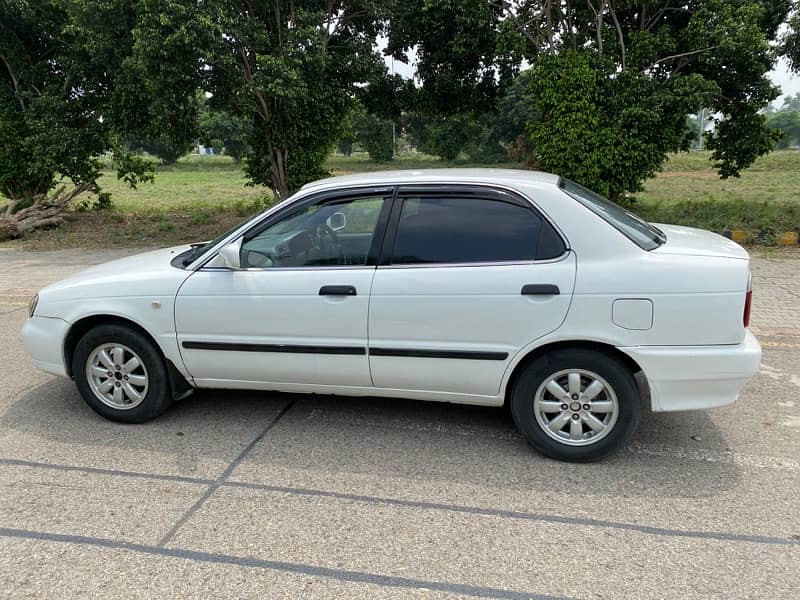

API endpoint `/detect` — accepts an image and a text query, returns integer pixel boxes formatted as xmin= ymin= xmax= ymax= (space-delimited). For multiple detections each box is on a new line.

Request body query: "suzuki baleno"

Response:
xmin=22 ymin=170 xmax=761 ymax=461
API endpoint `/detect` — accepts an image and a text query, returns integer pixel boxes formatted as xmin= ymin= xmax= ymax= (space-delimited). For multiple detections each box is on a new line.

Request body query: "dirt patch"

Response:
xmin=655 ymin=171 xmax=721 ymax=180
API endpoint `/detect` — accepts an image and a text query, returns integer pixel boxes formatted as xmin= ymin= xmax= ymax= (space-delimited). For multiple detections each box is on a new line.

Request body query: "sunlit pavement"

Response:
xmin=0 ymin=248 xmax=798 ymax=599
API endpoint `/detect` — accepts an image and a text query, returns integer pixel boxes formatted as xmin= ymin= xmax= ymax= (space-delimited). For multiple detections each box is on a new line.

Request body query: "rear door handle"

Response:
xmin=521 ymin=284 xmax=560 ymax=296
xmin=319 ymin=285 xmax=357 ymax=296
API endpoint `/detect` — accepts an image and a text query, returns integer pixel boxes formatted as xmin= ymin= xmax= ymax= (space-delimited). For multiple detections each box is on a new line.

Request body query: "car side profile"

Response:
xmin=21 ymin=169 xmax=761 ymax=461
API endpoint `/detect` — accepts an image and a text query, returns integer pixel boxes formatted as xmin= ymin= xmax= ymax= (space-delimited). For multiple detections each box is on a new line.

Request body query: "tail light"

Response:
xmin=743 ymin=272 xmax=753 ymax=328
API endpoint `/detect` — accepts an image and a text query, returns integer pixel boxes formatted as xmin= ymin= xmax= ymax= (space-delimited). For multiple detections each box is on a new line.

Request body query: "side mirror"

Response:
xmin=218 ymin=238 xmax=243 ymax=269
xmin=326 ymin=212 xmax=346 ymax=232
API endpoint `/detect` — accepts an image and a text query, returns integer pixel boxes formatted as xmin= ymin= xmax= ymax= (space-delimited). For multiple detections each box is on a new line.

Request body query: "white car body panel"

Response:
xmin=619 ymin=330 xmax=761 ymax=412
xmin=175 ymin=267 xmax=375 ymax=387
xmin=368 ymin=254 xmax=576 ymax=396
xmin=26 ymin=246 xmax=195 ymax=379
xmin=21 ymin=169 xmax=760 ymax=415
xmin=22 ymin=316 xmax=70 ymax=377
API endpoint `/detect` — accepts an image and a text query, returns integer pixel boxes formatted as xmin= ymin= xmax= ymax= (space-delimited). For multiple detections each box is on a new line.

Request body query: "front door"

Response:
xmin=175 ymin=191 xmax=391 ymax=388
xmin=368 ymin=187 xmax=576 ymax=398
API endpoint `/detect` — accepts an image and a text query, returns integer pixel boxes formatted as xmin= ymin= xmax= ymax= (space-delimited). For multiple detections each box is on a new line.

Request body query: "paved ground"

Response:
xmin=0 ymin=247 xmax=799 ymax=599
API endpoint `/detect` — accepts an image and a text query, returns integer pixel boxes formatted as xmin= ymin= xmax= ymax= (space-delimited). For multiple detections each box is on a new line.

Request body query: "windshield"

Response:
xmin=560 ymin=179 xmax=665 ymax=251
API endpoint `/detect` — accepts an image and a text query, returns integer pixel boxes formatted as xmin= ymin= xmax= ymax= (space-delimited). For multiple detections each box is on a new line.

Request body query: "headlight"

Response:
xmin=28 ymin=294 xmax=38 ymax=318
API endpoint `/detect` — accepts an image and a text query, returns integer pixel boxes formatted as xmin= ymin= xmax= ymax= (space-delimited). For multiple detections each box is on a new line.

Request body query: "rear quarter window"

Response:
xmin=560 ymin=179 xmax=665 ymax=251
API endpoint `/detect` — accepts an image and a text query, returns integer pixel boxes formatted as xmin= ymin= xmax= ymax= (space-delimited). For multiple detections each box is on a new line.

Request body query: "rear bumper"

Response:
xmin=21 ymin=316 xmax=69 ymax=378
xmin=620 ymin=330 xmax=761 ymax=412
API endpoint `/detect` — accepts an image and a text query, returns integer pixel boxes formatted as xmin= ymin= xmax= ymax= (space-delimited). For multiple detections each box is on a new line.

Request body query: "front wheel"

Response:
xmin=72 ymin=324 xmax=172 ymax=423
xmin=510 ymin=349 xmax=641 ymax=462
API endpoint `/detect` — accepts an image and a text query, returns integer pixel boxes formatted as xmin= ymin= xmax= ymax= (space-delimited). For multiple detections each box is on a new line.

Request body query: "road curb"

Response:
xmin=721 ymin=229 xmax=799 ymax=246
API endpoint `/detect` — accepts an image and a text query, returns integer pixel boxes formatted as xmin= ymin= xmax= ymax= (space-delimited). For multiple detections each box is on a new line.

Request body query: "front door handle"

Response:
xmin=319 ymin=285 xmax=357 ymax=296
xmin=521 ymin=284 xmax=560 ymax=295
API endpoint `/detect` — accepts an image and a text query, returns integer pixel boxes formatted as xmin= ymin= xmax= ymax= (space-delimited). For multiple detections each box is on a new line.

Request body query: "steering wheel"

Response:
xmin=315 ymin=223 xmax=342 ymax=264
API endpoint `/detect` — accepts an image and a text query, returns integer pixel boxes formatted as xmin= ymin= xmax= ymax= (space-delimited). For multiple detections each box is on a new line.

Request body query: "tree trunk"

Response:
xmin=0 ymin=220 xmax=16 ymax=240
xmin=0 ymin=184 xmax=90 ymax=241
xmin=269 ymin=147 xmax=290 ymax=199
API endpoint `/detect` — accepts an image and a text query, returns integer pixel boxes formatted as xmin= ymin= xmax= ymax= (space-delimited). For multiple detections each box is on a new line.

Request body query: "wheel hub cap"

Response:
xmin=86 ymin=344 xmax=148 ymax=410
xmin=532 ymin=368 xmax=620 ymax=447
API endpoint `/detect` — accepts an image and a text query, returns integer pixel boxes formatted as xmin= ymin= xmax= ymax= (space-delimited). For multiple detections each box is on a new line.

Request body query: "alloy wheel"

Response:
xmin=532 ymin=368 xmax=619 ymax=446
xmin=85 ymin=343 xmax=149 ymax=410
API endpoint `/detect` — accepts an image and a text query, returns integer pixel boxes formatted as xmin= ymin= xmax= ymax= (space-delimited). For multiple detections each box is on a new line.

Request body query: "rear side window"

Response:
xmin=390 ymin=196 xmax=565 ymax=265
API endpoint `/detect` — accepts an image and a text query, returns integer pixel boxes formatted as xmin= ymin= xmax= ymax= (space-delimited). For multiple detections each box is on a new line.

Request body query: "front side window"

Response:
xmin=240 ymin=195 xmax=387 ymax=268
xmin=390 ymin=196 xmax=551 ymax=265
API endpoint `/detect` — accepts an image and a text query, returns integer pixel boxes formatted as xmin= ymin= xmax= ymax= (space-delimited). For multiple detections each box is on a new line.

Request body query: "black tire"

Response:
xmin=510 ymin=348 xmax=641 ymax=462
xmin=72 ymin=324 xmax=172 ymax=423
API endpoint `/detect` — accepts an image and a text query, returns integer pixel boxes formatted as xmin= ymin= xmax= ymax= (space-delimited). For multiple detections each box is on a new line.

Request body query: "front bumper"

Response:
xmin=620 ymin=330 xmax=761 ymax=412
xmin=21 ymin=316 xmax=70 ymax=378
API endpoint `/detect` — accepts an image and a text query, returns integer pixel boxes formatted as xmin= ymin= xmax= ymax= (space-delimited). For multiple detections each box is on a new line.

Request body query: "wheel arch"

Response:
xmin=503 ymin=340 xmax=648 ymax=406
xmin=63 ymin=314 xmax=193 ymax=400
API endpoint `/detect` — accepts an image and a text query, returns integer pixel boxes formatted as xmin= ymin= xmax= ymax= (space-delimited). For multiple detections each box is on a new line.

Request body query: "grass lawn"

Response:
xmin=640 ymin=150 xmax=800 ymax=205
xmin=98 ymin=154 xmax=266 ymax=213
xmin=1 ymin=156 xmax=270 ymax=250
xmin=635 ymin=151 xmax=800 ymax=236
xmin=2 ymin=150 xmax=799 ymax=250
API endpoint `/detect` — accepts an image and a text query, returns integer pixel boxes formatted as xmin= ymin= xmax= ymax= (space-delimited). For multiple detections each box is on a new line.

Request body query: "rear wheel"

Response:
xmin=510 ymin=348 xmax=640 ymax=462
xmin=72 ymin=324 xmax=172 ymax=423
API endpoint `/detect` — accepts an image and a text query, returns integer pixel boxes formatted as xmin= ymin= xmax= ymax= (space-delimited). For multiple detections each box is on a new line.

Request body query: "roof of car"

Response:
xmin=300 ymin=168 xmax=561 ymax=190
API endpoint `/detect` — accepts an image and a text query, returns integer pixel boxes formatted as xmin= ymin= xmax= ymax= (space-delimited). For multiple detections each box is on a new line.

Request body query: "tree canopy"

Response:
xmin=198 ymin=98 xmax=251 ymax=163
xmin=390 ymin=0 xmax=791 ymax=199
xmin=185 ymin=0 xmax=390 ymax=198
xmin=767 ymin=93 xmax=800 ymax=148
xmin=1 ymin=0 xmax=128 ymax=209
xmin=0 ymin=0 xmax=193 ymax=237
xmin=784 ymin=3 xmax=800 ymax=73
xmin=2 ymin=0 xmax=798 ymax=239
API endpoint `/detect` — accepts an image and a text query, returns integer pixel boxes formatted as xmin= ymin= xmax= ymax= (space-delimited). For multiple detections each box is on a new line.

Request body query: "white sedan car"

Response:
xmin=22 ymin=169 xmax=761 ymax=461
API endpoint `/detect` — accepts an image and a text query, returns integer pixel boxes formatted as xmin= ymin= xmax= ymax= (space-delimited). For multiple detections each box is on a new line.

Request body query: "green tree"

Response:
xmin=197 ymin=101 xmax=250 ymax=163
xmin=466 ymin=70 xmax=538 ymax=162
xmin=387 ymin=1 xmax=519 ymax=163
xmin=767 ymin=108 xmax=800 ymax=148
xmin=402 ymin=113 xmax=472 ymax=161
xmin=465 ymin=123 xmax=509 ymax=163
xmin=395 ymin=0 xmax=788 ymax=200
xmin=527 ymin=51 xmax=719 ymax=199
xmin=354 ymin=109 xmax=395 ymax=162
xmin=685 ymin=114 xmax=704 ymax=150
xmin=126 ymin=134 xmax=193 ymax=164
xmin=137 ymin=0 xmax=388 ymax=198
xmin=0 ymin=0 xmax=153 ymax=240
xmin=781 ymin=92 xmax=800 ymax=112
xmin=490 ymin=71 xmax=536 ymax=154
xmin=110 ymin=0 xmax=203 ymax=165
xmin=386 ymin=0 xmax=512 ymax=115
xmin=784 ymin=5 xmax=800 ymax=74
xmin=336 ymin=109 xmax=358 ymax=157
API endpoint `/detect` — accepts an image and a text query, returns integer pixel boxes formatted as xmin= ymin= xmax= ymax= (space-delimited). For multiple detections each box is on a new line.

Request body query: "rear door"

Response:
xmin=367 ymin=185 xmax=576 ymax=397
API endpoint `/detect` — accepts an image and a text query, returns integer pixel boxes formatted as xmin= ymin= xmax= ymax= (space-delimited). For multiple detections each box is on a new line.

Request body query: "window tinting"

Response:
xmin=240 ymin=195 xmax=387 ymax=268
xmin=391 ymin=196 xmax=546 ymax=264
xmin=560 ymin=179 xmax=665 ymax=251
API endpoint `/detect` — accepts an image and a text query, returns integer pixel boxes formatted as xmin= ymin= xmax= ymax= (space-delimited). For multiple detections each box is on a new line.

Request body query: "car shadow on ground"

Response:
xmin=1 ymin=376 xmax=741 ymax=500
